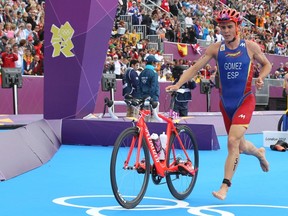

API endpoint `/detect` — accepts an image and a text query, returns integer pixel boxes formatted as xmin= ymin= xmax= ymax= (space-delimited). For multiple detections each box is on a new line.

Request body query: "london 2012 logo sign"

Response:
xmin=50 ymin=22 xmax=75 ymax=58
xmin=53 ymin=195 xmax=288 ymax=216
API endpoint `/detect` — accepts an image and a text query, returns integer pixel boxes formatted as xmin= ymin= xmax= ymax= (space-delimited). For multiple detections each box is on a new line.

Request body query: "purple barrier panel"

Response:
xmin=94 ymin=80 xmax=221 ymax=113
xmin=0 ymin=76 xmax=43 ymax=114
xmin=0 ymin=76 xmax=219 ymax=115
xmin=62 ymin=118 xmax=220 ymax=150
xmin=0 ymin=78 xmax=283 ymax=115
xmin=270 ymin=86 xmax=283 ymax=98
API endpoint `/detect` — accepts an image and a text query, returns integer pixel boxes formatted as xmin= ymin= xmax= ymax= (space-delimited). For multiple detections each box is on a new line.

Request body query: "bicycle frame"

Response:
xmin=111 ymin=98 xmax=199 ymax=209
xmin=126 ymin=108 xmax=194 ymax=178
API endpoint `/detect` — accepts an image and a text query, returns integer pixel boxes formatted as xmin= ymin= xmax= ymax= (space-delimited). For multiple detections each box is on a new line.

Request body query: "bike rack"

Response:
xmin=99 ymin=97 xmax=163 ymax=122
xmin=99 ymin=73 xmax=163 ymax=121
xmin=98 ymin=98 xmax=126 ymax=119
xmin=150 ymin=101 xmax=163 ymax=123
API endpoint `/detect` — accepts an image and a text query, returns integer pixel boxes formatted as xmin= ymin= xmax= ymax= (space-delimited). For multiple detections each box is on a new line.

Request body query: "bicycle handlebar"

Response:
xmin=124 ymin=95 xmax=158 ymax=109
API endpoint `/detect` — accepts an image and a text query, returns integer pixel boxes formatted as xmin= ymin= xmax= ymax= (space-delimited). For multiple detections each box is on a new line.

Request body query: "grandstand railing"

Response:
xmin=132 ymin=25 xmax=147 ymax=40
xmin=180 ymin=22 xmax=186 ymax=32
xmin=255 ymin=80 xmax=269 ymax=106
xmin=147 ymin=42 xmax=159 ymax=50
xmin=147 ymin=34 xmax=161 ymax=43
xmin=146 ymin=34 xmax=162 ymax=50
xmin=197 ymin=39 xmax=212 ymax=47
xmin=139 ymin=0 xmax=186 ymax=38
xmin=144 ymin=0 xmax=174 ymax=17
xmin=119 ymin=15 xmax=132 ymax=32
xmin=162 ymin=53 xmax=174 ymax=62
xmin=253 ymin=78 xmax=285 ymax=106
xmin=140 ymin=2 xmax=153 ymax=13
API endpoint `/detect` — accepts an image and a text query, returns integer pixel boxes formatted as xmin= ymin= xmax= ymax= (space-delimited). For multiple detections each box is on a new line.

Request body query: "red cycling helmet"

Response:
xmin=216 ymin=8 xmax=242 ymax=24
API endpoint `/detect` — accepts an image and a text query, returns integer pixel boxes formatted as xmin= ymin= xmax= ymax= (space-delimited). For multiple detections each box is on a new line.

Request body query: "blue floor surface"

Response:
xmin=0 ymin=134 xmax=288 ymax=216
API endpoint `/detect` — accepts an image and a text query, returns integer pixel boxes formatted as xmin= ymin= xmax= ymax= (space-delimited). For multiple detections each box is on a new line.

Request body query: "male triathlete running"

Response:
xmin=166 ymin=8 xmax=271 ymax=200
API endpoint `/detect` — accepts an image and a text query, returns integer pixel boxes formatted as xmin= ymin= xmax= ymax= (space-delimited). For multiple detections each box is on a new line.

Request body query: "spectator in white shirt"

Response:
xmin=206 ymin=31 xmax=215 ymax=45
xmin=113 ymin=54 xmax=124 ymax=79
xmin=185 ymin=12 xmax=193 ymax=29
xmin=214 ymin=28 xmax=224 ymax=42
xmin=15 ymin=22 xmax=26 ymax=42
xmin=12 ymin=43 xmax=23 ymax=72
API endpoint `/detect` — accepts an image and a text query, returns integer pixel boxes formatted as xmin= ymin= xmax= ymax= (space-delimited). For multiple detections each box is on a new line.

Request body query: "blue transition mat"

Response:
xmin=0 ymin=134 xmax=287 ymax=216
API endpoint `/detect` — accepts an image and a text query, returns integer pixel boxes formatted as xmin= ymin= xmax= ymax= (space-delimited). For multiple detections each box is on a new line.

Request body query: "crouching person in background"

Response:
xmin=122 ymin=59 xmax=141 ymax=117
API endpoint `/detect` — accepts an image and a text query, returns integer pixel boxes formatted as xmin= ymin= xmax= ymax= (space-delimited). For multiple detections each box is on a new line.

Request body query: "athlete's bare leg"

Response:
xmin=240 ymin=139 xmax=269 ymax=172
xmin=212 ymin=125 xmax=243 ymax=200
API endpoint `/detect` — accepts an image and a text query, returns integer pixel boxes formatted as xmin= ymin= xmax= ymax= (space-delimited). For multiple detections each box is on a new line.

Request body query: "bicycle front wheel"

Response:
xmin=110 ymin=127 xmax=150 ymax=209
xmin=166 ymin=125 xmax=199 ymax=200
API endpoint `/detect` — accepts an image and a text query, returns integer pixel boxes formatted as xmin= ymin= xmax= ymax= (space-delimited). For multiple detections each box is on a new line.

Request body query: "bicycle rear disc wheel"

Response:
xmin=166 ymin=125 xmax=199 ymax=200
xmin=110 ymin=127 xmax=150 ymax=209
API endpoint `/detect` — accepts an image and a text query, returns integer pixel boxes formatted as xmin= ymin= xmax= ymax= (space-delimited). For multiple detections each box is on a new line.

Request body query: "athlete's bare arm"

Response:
xmin=246 ymin=40 xmax=272 ymax=90
xmin=166 ymin=43 xmax=220 ymax=92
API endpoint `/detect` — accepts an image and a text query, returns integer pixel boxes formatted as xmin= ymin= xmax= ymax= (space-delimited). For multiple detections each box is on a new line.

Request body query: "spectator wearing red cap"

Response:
xmin=26 ymin=35 xmax=36 ymax=55
xmin=34 ymin=39 xmax=43 ymax=60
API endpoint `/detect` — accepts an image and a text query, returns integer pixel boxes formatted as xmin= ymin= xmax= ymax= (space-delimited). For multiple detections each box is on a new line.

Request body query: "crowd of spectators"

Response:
xmin=104 ymin=0 xmax=288 ymax=82
xmin=0 ymin=0 xmax=44 ymax=76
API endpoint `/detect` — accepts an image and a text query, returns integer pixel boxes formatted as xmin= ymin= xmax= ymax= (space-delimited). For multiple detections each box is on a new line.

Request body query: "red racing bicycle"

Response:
xmin=110 ymin=97 xmax=199 ymax=209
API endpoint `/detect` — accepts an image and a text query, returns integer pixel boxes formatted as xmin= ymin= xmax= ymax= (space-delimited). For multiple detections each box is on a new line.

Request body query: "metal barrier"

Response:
xmin=119 ymin=15 xmax=132 ymax=32
xmin=255 ymin=80 xmax=269 ymax=106
xmin=197 ymin=39 xmax=212 ymax=47
xmin=162 ymin=54 xmax=174 ymax=62
xmin=147 ymin=42 xmax=159 ymax=50
xmin=180 ymin=22 xmax=186 ymax=33
xmin=147 ymin=34 xmax=161 ymax=43
xmin=146 ymin=35 xmax=161 ymax=50
xmin=119 ymin=15 xmax=132 ymax=24
xmin=253 ymin=78 xmax=284 ymax=106
xmin=144 ymin=0 xmax=173 ymax=17
xmin=267 ymin=78 xmax=284 ymax=87
xmin=132 ymin=25 xmax=147 ymax=40
xmin=141 ymin=3 xmax=154 ymax=13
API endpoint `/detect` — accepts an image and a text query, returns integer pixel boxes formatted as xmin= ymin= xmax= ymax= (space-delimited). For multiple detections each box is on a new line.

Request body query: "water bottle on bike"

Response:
xmin=151 ymin=133 xmax=162 ymax=156
xmin=159 ymin=132 xmax=167 ymax=160
xmin=151 ymin=132 xmax=167 ymax=161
